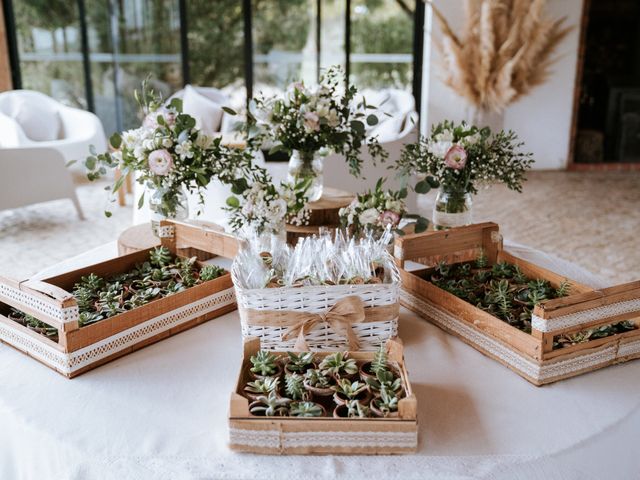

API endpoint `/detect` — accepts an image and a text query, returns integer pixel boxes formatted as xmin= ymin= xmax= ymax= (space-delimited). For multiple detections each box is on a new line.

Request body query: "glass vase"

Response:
xmin=287 ymin=150 xmax=323 ymax=202
xmin=432 ymin=188 xmax=473 ymax=230
xmin=149 ymin=186 xmax=189 ymax=237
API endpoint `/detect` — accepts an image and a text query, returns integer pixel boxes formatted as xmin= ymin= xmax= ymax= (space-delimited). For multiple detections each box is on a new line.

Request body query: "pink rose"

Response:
xmin=303 ymin=111 xmax=320 ymax=132
xmin=148 ymin=149 xmax=174 ymax=176
xmin=379 ymin=210 xmax=401 ymax=227
xmin=444 ymin=145 xmax=467 ymax=170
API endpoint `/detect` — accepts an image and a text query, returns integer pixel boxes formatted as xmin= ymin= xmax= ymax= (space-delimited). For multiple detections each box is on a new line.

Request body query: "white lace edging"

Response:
xmin=400 ymin=291 xmax=640 ymax=383
xmin=0 ymin=283 xmax=79 ymax=322
xmin=228 ymin=428 xmax=417 ymax=450
xmin=0 ymin=288 xmax=235 ymax=375
xmin=532 ymin=298 xmax=640 ymax=333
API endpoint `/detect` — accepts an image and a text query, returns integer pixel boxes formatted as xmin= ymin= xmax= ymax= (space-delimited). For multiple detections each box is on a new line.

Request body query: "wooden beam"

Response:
xmin=0 ymin=0 xmax=12 ymax=91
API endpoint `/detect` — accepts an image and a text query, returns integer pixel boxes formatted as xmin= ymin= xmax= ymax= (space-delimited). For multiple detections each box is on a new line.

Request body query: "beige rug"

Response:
xmin=0 ymin=171 xmax=638 ymax=285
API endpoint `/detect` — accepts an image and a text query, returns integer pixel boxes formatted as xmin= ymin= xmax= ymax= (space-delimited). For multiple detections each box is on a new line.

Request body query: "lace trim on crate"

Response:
xmin=400 ymin=291 xmax=627 ymax=382
xmin=0 ymin=288 xmax=235 ymax=374
xmin=618 ymin=338 xmax=640 ymax=358
xmin=0 ymin=283 xmax=78 ymax=322
xmin=241 ymin=318 xmax=398 ymax=352
xmin=157 ymin=225 xmax=175 ymax=238
xmin=532 ymin=298 xmax=640 ymax=333
xmin=229 ymin=428 xmax=417 ymax=450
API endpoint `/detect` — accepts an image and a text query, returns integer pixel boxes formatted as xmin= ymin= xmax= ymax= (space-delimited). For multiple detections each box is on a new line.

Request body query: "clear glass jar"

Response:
xmin=432 ymin=188 xmax=473 ymax=230
xmin=287 ymin=149 xmax=324 ymax=202
xmin=149 ymin=186 xmax=189 ymax=237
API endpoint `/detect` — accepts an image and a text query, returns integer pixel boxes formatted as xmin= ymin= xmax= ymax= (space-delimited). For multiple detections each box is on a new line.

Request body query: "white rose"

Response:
xmin=436 ymin=129 xmax=454 ymax=142
xmin=464 ymin=132 xmax=481 ymax=146
xmin=162 ymin=138 xmax=173 ymax=148
xmin=195 ymin=131 xmax=213 ymax=149
xmin=428 ymin=140 xmax=453 ymax=158
xmin=359 ymin=208 xmax=379 ymax=226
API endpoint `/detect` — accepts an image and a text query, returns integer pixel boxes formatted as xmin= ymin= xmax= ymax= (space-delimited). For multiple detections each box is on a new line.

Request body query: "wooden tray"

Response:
xmin=0 ymin=220 xmax=239 ymax=378
xmin=394 ymin=222 xmax=640 ymax=385
xmin=228 ymin=337 xmax=418 ymax=454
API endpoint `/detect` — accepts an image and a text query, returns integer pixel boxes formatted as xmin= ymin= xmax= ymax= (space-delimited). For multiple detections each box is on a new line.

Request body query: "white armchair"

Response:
xmin=0 ymin=147 xmax=84 ymax=219
xmin=0 ymin=90 xmax=107 ymax=171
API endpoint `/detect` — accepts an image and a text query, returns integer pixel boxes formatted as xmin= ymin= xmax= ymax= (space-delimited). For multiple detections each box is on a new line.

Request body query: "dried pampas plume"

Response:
xmin=429 ymin=0 xmax=573 ymax=113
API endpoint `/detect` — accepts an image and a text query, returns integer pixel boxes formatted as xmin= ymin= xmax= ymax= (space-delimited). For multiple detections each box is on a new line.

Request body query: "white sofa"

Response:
xmin=0 ymin=147 xmax=84 ymax=219
xmin=0 ymin=90 xmax=107 ymax=171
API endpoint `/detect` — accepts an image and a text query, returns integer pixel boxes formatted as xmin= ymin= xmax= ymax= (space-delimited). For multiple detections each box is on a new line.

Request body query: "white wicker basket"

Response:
xmin=232 ymin=262 xmax=401 ymax=351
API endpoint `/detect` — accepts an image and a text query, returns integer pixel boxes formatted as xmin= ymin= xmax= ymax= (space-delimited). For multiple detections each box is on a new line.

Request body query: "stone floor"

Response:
xmin=0 ymin=171 xmax=638 ymax=284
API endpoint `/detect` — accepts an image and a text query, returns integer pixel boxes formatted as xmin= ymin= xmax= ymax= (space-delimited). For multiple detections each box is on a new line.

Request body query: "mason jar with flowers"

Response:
xmin=338 ymin=178 xmax=429 ymax=238
xmin=82 ymin=80 xmax=254 ymax=237
xmin=243 ymin=66 xmax=387 ymax=202
xmin=398 ymin=121 xmax=533 ymax=230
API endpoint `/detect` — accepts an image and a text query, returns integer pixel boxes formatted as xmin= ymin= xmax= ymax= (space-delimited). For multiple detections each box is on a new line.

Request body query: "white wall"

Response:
xmin=424 ymin=0 xmax=584 ymax=170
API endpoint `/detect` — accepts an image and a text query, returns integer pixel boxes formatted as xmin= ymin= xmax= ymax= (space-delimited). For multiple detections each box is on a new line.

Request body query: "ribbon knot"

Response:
xmin=282 ymin=296 xmax=366 ymax=351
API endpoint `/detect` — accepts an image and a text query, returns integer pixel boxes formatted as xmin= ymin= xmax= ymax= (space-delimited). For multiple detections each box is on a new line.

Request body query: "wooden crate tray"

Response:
xmin=394 ymin=222 xmax=640 ymax=386
xmin=0 ymin=220 xmax=239 ymax=378
xmin=228 ymin=337 xmax=418 ymax=454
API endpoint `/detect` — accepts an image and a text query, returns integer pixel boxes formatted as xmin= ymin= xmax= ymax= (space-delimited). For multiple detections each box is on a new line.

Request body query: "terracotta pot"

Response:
xmin=333 ymin=404 xmax=349 ymax=418
xmin=370 ymin=398 xmax=399 ymax=418
xmin=359 ymin=362 xmax=376 ymax=384
xmin=333 ymin=388 xmax=371 ymax=406
xmin=303 ymin=380 xmax=335 ymax=397
xmin=248 ymin=362 xmax=283 ymax=381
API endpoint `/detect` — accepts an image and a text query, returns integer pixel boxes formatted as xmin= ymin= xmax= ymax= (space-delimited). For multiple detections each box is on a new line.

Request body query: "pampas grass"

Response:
xmin=430 ymin=0 xmax=573 ymax=113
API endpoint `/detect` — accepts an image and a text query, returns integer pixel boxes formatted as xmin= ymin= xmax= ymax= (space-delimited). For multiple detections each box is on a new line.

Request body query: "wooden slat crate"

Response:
xmin=0 ymin=220 xmax=239 ymax=378
xmin=394 ymin=222 xmax=640 ymax=385
xmin=228 ymin=337 xmax=418 ymax=454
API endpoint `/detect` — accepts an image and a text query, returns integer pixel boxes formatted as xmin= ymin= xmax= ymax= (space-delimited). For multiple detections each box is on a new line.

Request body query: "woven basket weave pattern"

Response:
xmin=233 ymin=262 xmax=401 ymax=351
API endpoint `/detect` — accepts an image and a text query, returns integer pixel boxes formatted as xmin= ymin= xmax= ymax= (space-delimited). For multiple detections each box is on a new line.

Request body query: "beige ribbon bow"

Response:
xmin=282 ymin=296 xmax=366 ymax=351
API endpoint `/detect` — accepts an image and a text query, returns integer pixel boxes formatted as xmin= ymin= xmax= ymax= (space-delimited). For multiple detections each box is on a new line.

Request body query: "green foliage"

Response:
xmin=319 ymin=352 xmax=358 ymax=378
xmin=250 ymin=350 xmax=279 ymax=376
xmin=366 ymin=369 xmax=403 ymax=395
xmin=284 ymin=373 xmax=308 ymax=401
xmin=556 ymin=280 xmax=571 ymax=297
xmin=199 ymin=265 xmax=225 ymax=282
xmin=289 ymin=401 xmax=323 ymax=417
xmin=250 ymin=392 xmax=290 ymax=417
xmin=333 ymin=378 xmax=367 ymax=399
xmin=346 ymin=399 xmax=370 ymax=418
xmin=371 ymin=345 xmax=389 ymax=375
xmin=244 ymin=377 xmax=280 ymax=396
xmin=373 ymin=388 xmax=399 ymax=416
xmin=286 ymin=351 xmax=315 ymax=373
xmin=303 ymin=368 xmax=332 ymax=389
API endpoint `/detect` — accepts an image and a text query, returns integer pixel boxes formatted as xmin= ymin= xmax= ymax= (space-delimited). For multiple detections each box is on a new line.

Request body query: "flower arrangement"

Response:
xmin=81 ymin=79 xmax=254 ymax=231
xmin=243 ymin=66 xmax=388 ymax=201
xmin=398 ymin=120 xmax=533 ymax=228
xmin=225 ymin=176 xmax=311 ymax=236
xmin=339 ymin=178 xmax=429 ymax=236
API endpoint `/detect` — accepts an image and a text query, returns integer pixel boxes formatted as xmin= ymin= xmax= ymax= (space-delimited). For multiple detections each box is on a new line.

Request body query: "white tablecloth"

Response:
xmin=2 ymin=243 xmax=639 ymax=480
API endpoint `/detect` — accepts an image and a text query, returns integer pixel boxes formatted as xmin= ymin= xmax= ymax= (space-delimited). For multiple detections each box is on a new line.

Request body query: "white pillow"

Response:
xmin=182 ymin=85 xmax=223 ymax=135
xmin=369 ymin=116 xmax=404 ymax=143
xmin=10 ymin=97 xmax=61 ymax=142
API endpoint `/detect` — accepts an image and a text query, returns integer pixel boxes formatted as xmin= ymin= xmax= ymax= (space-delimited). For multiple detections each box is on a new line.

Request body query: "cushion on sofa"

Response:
xmin=182 ymin=85 xmax=224 ymax=135
xmin=10 ymin=97 xmax=62 ymax=142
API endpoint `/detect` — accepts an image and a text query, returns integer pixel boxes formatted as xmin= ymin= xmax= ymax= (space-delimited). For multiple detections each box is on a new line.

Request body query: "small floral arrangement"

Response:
xmin=225 ymin=167 xmax=311 ymax=235
xmin=339 ymin=179 xmax=428 ymax=236
xmin=81 ymin=79 xmax=252 ymax=219
xmin=399 ymin=120 xmax=534 ymax=197
xmin=245 ymin=66 xmax=387 ymax=175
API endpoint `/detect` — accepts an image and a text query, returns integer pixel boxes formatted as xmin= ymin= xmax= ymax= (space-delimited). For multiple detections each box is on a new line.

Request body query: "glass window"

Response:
xmin=13 ymin=0 xmax=87 ymax=108
xmin=253 ymin=0 xmax=315 ymax=93
xmin=187 ymin=0 xmax=246 ymax=108
xmin=350 ymin=0 xmax=414 ymax=91
xmin=320 ymin=0 xmax=346 ymax=75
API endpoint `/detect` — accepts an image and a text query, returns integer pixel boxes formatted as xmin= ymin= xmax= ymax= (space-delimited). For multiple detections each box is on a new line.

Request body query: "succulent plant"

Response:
xmin=512 ymin=266 xmax=528 ymax=284
xmin=303 ymin=368 xmax=332 ymax=388
xmin=249 ymin=350 xmax=280 ymax=376
xmin=286 ymin=351 xmax=315 ymax=373
xmin=434 ymin=261 xmax=451 ymax=278
xmin=370 ymin=345 xmax=389 ymax=375
xmin=556 ymin=280 xmax=571 ymax=298
xmin=346 ymin=399 xmax=370 ymax=418
xmin=333 ymin=378 xmax=367 ymax=400
xmin=492 ymin=261 xmax=513 ymax=279
xmin=200 ymin=264 xmax=225 ymax=282
xmin=289 ymin=401 xmax=324 ymax=417
xmin=366 ymin=369 xmax=402 ymax=395
xmin=245 ymin=376 xmax=280 ymax=396
xmin=250 ymin=392 xmax=290 ymax=417
xmin=373 ymin=388 xmax=399 ymax=417
xmin=475 ymin=252 xmax=488 ymax=269
xmin=285 ymin=372 xmax=310 ymax=401
xmin=319 ymin=352 xmax=358 ymax=378
xmin=9 ymin=308 xmax=58 ymax=340
xmin=150 ymin=246 xmax=173 ymax=267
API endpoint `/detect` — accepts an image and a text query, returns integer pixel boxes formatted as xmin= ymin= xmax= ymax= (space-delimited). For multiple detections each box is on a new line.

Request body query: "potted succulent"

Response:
xmin=333 ymin=399 xmax=371 ymax=419
xmin=303 ymin=368 xmax=336 ymax=397
xmin=366 ymin=369 xmax=404 ymax=397
xmin=285 ymin=372 xmax=312 ymax=401
xmin=244 ymin=376 xmax=281 ymax=402
xmin=249 ymin=350 xmax=283 ymax=380
xmin=319 ymin=352 xmax=358 ymax=380
xmin=284 ymin=351 xmax=316 ymax=375
xmin=370 ymin=388 xmax=400 ymax=418
xmin=359 ymin=345 xmax=394 ymax=384
xmin=332 ymin=378 xmax=370 ymax=406
xmin=249 ymin=392 xmax=290 ymax=417
xmin=289 ymin=401 xmax=326 ymax=418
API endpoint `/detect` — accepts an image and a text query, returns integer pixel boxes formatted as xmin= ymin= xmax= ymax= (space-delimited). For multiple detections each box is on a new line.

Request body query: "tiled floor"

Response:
xmin=0 ymin=171 xmax=638 ymax=284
